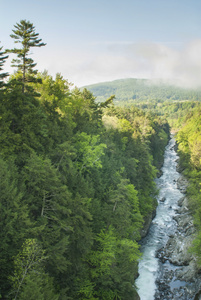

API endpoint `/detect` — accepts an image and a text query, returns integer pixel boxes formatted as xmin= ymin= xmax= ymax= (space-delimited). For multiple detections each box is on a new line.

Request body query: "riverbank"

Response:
xmin=155 ymin=173 xmax=201 ymax=300
xmin=136 ymin=137 xmax=182 ymax=299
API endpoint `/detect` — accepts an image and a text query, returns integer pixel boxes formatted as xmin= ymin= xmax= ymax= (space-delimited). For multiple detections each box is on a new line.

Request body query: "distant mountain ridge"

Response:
xmin=83 ymin=78 xmax=201 ymax=103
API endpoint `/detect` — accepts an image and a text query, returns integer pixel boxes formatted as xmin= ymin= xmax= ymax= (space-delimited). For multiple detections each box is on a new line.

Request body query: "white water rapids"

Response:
xmin=135 ymin=137 xmax=184 ymax=299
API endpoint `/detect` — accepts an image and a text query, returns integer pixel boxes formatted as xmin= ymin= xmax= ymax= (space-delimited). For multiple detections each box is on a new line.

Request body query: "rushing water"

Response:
xmin=135 ymin=137 xmax=184 ymax=300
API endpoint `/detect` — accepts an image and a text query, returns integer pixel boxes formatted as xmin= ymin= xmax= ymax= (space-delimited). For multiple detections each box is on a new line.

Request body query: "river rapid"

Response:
xmin=135 ymin=137 xmax=186 ymax=299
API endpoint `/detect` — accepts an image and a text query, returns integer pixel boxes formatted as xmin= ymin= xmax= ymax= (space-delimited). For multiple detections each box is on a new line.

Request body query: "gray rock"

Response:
xmin=177 ymin=175 xmax=188 ymax=193
xmin=140 ymin=209 xmax=156 ymax=238
xmin=160 ymin=196 xmax=166 ymax=202
xmin=156 ymin=191 xmax=201 ymax=299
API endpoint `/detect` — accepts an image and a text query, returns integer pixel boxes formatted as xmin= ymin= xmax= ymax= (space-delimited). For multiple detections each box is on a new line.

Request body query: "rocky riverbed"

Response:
xmin=155 ymin=174 xmax=201 ymax=300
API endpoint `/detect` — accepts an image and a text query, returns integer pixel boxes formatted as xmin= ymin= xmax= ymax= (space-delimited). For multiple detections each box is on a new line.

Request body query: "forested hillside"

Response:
xmin=84 ymin=79 xmax=201 ymax=129
xmin=176 ymin=108 xmax=201 ymax=264
xmin=134 ymin=100 xmax=201 ymax=129
xmin=83 ymin=78 xmax=201 ymax=104
xmin=0 ymin=20 xmax=170 ymax=300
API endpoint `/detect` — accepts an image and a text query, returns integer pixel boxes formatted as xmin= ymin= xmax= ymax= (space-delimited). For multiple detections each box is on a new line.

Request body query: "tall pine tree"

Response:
xmin=7 ymin=20 xmax=46 ymax=92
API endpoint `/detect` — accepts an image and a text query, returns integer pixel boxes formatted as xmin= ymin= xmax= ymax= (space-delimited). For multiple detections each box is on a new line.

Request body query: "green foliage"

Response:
xmin=84 ymin=79 xmax=201 ymax=130
xmin=105 ymin=179 xmax=143 ymax=239
xmin=10 ymin=239 xmax=58 ymax=300
xmin=17 ymin=273 xmax=59 ymax=300
xmin=85 ymin=226 xmax=140 ymax=299
xmin=74 ymin=132 xmax=107 ymax=173
xmin=83 ymin=78 xmax=201 ymax=104
xmin=7 ymin=19 xmax=46 ymax=92
xmin=136 ymin=100 xmax=201 ymax=130
xmin=0 ymin=157 xmax=31 ymax=296
xmin=176 ymin=108 xmax=201 ymax=264
xmin=22 ymin=152 xmax=72 ymax=278
xmin=0 ymin=20 xmax=170 ymax=300
xmin=10 ymin=239 xmax=46 ymax=293
xmin=0 ymin=43 xmax=9 ymax=87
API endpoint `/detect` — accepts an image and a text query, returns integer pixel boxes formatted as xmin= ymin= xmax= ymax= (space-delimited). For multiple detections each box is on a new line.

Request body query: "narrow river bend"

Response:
xmin=135 ymin=137 xmax=185 ymax=300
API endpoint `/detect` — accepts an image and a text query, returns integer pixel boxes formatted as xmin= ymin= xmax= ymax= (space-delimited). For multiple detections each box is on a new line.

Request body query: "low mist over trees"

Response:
xmin=83 ymin=78 xmax=201 ymax=104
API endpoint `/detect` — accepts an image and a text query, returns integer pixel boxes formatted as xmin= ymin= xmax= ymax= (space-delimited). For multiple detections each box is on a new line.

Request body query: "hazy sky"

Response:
xmin=1 ymin=0 xmax=201 ymax=87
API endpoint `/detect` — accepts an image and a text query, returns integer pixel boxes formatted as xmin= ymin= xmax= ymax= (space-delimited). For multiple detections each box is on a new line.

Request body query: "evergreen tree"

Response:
xmin=22 ymin=152 xmax=72 ymax=278
xmin=7 ymin=20 xmax=46 ymax=92
xmin=0 ymin=158 xmax=31 ymax=298
xmin=0 ymin=20 xmax=171 ymax=299
xmin=0 ymin=43 xmax=9 ymax=88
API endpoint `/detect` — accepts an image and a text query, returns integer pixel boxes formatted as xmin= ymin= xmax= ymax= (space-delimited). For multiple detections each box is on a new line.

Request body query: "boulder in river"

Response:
xmin=160 ymin=196 xmax=166 ymax=202
xmin=177 ymin=175 xmax=188 ymax=193
xmin=156 ymin=195 xmax=201 ymax=299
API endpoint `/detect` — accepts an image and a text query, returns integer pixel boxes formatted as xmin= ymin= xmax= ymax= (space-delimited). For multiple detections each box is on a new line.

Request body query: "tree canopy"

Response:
xmin=0 ymin=44 xmax=9 ymax=87
xmin=0 ymin=19 xmax=171 ymax=300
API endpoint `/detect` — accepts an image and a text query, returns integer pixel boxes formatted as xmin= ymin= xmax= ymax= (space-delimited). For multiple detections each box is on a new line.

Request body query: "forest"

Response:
xmin=176 ymin=108 xmax=201 ymax=264
xmin=84 ymin=78 xmax=201 ymax=129
xmin=0 ymin=20 xmax=201 ymax=300
xmin=84 ymin=78 xmax=201 ymax=104
xmin=0 ymin=20 xmax=170 ymax=300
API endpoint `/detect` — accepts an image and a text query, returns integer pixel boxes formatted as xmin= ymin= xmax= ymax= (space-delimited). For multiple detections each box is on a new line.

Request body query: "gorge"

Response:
xmin=136 ymin=137 xmax=201 ymax=300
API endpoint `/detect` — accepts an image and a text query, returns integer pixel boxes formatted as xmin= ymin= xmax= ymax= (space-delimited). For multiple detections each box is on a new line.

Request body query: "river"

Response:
xmin=135 ymin=137 xmax=185 ymax=299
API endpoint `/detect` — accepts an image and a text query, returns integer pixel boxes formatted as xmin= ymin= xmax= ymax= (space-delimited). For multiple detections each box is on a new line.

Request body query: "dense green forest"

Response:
xmin=83 ymin=78 xmax=201 ymax=104
xmin=0 ymin=20 xmax=170 ymax=300
xmin=84 ymin=79 xmax=201 ymax=129
xmin=133 ymin=100 xmax=201 ymax=129
xmin=176 ymin=108 xmax=201 ymax=264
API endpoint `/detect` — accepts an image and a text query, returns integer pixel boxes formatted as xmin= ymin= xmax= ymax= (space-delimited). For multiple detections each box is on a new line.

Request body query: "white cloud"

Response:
xmin=132 ymin=40 xmax=201 ymax=88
